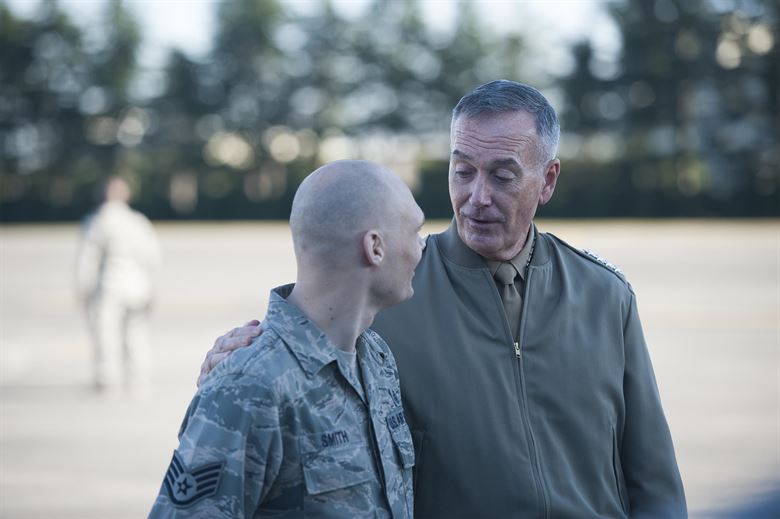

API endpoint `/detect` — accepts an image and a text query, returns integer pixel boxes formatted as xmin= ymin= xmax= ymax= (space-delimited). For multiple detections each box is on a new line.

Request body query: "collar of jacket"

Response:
xmin=267 ymin=284 xmax=385 ymax=377
xmin=437 ymin=218 xmax=550 ymax=269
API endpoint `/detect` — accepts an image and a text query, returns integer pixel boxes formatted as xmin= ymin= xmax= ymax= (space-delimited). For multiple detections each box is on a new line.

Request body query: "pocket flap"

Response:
xmin=300 ymin=429 xmax=375 ymax=495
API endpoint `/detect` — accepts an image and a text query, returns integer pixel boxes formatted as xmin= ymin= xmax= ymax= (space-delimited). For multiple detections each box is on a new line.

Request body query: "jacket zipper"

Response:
xmin=515 ymin=269 xmax=551 ymax=519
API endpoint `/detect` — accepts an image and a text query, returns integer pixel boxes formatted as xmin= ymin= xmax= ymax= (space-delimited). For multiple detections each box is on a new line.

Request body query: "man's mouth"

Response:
xmin=463 ymin=214 xmax=501 ymax=225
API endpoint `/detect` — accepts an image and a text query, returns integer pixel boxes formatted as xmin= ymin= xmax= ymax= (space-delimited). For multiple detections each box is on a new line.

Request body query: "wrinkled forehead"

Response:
xmin=450 ymin=112 xmax=541 ymax=162
xmin=450 ymin=111 xmax=538 ymax=142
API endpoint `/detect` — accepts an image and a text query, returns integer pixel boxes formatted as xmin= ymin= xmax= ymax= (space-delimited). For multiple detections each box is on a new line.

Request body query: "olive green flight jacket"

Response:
xmin=373 ymin=222 xmax=686 ymax=518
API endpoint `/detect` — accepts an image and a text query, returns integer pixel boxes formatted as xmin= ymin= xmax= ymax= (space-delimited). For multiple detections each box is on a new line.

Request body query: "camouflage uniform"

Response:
xmin=149 ymin=288 xmax=415 ymax=518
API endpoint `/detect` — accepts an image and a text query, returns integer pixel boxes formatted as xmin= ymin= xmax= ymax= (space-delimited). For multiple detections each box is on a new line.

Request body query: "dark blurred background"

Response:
xmin=1 ymin=0 xmax=778 ymax=222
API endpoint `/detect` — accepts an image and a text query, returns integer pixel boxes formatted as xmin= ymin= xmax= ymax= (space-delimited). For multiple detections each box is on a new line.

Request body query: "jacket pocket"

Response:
xmin=300 ymin=429 xmax=375 ymax=495
xmin=611 ymin=424 xmax=629 ymax=514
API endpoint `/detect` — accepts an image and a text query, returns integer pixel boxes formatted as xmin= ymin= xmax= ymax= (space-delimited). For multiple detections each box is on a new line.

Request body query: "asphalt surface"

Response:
xmin=1 ymin=220 xmax=778 ymax=518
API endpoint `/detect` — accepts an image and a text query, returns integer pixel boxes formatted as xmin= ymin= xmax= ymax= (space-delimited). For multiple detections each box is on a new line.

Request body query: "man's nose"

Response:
xmin=468 ymin=173 xmax=491 ymax=207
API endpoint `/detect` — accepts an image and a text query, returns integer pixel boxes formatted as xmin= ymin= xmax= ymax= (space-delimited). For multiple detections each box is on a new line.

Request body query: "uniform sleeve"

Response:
xmin=137 ymin=214 xmax=162 ymax=272
xmin=620 ymin=292 xmax=687 ymax=518
xmin=74 ymin=216 xmax=104 ymax=301
xmin=148 ymin=375 xmax=283 ymax=518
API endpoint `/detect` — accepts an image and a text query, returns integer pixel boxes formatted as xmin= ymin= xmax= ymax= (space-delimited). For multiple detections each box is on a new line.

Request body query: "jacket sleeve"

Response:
xmin=74 ymin=216 xmax=104 ymax=301
xmin=137 ymin=213 xmax=163 ymax=273
xmin=621 ymin=292 xmax=687 ymax=518
xmin=147 ymin=375 xmax=282 ymax=518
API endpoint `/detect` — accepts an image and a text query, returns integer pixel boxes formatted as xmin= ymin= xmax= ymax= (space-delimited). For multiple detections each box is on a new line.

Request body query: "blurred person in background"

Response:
xmin=197 ymin=80 xmax=686 ymax=518
xmin=75 ymin=175 xmax=161 ymax=396
xmin=149 ymin=161 xmax=422 ymax=517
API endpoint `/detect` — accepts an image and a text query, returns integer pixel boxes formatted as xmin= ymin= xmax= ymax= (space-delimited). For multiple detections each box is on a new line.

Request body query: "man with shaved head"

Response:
xmin=149 ymin=160 xmax=424 ymax=518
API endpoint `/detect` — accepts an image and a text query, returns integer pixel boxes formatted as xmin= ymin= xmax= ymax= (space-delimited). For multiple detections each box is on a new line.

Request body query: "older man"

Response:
xmin=200 ymin=81 xmax=687 ymax=518
xmin=150 ymin=161 xmax=425 ymax=518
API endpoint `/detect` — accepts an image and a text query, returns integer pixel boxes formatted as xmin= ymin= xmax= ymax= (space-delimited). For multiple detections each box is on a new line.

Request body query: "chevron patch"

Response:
xmin=163 ymin=451 xmax=224 ymax=508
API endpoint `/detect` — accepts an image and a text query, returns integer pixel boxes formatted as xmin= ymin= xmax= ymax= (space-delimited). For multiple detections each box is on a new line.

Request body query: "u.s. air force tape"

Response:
xmin=163 ymin=451 xmax=224 ymax=508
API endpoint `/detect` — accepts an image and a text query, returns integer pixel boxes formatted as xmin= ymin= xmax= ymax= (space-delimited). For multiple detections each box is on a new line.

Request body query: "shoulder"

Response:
xmin=129 ymin=207 xmax=154 ymax=227
xmin=540 ymin=232 xmax=632 ymax=290
xmin=202 ymin=327 xmax=299 ymax=396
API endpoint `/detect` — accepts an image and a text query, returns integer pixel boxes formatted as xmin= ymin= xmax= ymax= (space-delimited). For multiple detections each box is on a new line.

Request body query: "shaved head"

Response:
xmin=290 ymin=160 xmax=414 ymax=266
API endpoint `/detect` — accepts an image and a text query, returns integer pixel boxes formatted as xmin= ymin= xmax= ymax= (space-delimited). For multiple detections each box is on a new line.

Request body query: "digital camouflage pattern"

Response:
xmin=148 ymin=287 xmax=414 ymax=518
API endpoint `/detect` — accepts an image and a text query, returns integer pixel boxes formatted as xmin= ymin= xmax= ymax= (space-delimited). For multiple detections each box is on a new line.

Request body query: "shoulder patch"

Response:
xmin=163 ymin=451 xmax=224 ymax=508
xmin=581 ymin=248 xmax=624 ymax=277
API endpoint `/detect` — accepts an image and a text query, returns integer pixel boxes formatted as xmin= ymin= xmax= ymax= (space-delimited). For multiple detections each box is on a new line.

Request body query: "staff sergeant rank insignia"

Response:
xmin=163 ymin=451 xmax=224 ymax=507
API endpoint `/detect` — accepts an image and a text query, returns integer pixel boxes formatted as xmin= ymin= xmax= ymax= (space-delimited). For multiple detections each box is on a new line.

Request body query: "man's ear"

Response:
xmin=539 ymin=158 xmax=560 ymax=206
xmin=362 ymin=230 xmax=384 ymax=266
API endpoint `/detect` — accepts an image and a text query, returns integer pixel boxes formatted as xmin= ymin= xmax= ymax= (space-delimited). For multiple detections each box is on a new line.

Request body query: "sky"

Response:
xmin=7 ymin=0 xmax=619 ymax=70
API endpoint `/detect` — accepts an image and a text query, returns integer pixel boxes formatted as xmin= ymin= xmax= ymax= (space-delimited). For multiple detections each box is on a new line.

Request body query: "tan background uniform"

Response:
xmin=75 ymin=200 xmax=161 ymax=392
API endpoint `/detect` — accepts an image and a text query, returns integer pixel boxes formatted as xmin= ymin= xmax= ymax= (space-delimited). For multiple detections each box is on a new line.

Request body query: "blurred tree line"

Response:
xmin=0 ymin=0 xmax=777 ymax=222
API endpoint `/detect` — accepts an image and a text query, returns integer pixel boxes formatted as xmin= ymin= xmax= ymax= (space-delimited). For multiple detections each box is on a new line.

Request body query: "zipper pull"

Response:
xmin=513 ymin=341 xmax=521 ymax=358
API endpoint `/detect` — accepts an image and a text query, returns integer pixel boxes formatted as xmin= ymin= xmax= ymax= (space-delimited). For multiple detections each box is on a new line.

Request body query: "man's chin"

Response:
xmin=458 ymin=226 xmax=496 ymax=252
xmin=385 ymin=286 xmax=415 ymax=309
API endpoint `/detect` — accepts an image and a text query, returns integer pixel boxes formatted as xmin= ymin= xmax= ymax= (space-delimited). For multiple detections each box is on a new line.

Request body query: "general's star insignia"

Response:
xmin=163 ymin=451 xmax=224 ymax=508
xmin=582 ymin=248 xmax=624 ymax=276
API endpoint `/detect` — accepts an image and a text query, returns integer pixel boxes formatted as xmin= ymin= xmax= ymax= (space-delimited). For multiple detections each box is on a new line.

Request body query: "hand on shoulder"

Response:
xmin=197 ymin=320 xmax=262 ymax=387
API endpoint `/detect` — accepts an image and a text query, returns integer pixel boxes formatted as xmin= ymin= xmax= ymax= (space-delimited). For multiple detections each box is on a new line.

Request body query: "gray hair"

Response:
xmin=452 ymin=80 xmax=561 ymax=163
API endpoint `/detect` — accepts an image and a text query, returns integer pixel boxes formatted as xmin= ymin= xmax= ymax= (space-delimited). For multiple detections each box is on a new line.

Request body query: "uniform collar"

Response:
xmin=265 ymin=285 xmax=338 ymax=377
xmin=266 ymin=284 xmax=385 ymax=377
xmin=484 ymin=229 xmax=535 ymax=281
xmin=438 ymin=218 xmax=539 ymax=275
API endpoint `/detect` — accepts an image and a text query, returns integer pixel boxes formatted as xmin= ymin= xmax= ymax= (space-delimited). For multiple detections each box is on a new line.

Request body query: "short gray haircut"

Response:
xmin=452 ymin=80 xmax=561 ymax=163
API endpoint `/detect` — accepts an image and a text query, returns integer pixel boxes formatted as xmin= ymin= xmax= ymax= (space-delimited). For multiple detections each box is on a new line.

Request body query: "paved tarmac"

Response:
xmin=1 ymin=220 xmax=778 ymax=518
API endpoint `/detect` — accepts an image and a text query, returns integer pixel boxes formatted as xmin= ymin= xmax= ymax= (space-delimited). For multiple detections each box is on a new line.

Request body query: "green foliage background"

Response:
xmin=1 ymin=0 xmax=777 ymax=221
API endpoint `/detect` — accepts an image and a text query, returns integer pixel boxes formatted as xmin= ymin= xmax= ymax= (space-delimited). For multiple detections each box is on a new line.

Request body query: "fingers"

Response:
xmin=197 ymin=350 xmax=230 ymax=387
xmin=197 ymin=321 xmax=262 ymax=388
xmin=219 ymin=324 xmax=262 ymax=353
xmin=209 ymin=351 xmax=230 ymax=370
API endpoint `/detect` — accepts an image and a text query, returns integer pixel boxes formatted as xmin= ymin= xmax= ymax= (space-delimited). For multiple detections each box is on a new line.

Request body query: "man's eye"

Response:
xmin=455 ymin=169 xmax=472 ymax=177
